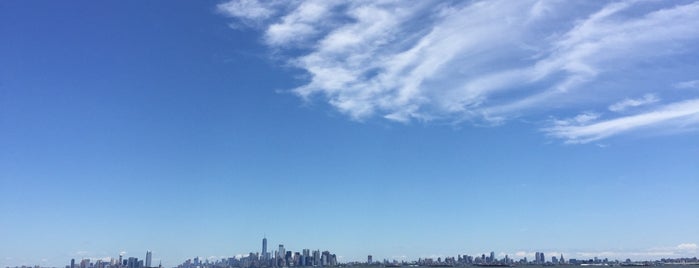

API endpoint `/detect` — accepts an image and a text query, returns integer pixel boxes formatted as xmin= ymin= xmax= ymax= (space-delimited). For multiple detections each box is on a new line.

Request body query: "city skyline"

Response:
xmin=5 ymin=239 xmax=699 ymax=268
xmin=1 ymin=1 xmax=698 ymax=268
xmin=5 ymin=237 xmax=698 ymax=268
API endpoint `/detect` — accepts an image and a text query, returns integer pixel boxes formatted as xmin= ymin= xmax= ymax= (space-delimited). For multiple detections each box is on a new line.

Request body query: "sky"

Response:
xmin=1 ymin=0 xmax=699 ymax=267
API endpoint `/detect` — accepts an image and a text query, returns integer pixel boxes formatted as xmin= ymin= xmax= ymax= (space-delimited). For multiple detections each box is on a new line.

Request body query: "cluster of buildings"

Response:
xmin=66 ymin=251 xmax=157 ymax=268
xmin=394 ymin=251 xmax=565 ymax=266
xmin=6 ymin=240 xmax=699 ymax=268
xmin=176 ymin=238 xmax=338 ymax=268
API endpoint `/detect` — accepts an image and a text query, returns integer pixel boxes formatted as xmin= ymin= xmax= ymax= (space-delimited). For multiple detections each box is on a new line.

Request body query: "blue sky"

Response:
xmin=1 ymin=0 xmax=699 ymax=267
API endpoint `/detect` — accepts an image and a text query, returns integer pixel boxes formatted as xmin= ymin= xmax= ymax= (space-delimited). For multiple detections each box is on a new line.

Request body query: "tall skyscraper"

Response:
xmin=303 ymin=249 xmax=310 ymax=267
xmin=262 ymin=237 xmax=268 ymax=260
xmin=368 ymin=255 xmax=372 ymax=264
xmin=278 ymin=245 xmax=285 ymax=259
xmin=313 ymin=250 xmax=320 ymax=266
xmin=127 ymin=257 xmax=137 ymax=268
xmin=71 ymin=259 xmax=75 ymax=268
xmin=145 ymin=251 xmax=152 ymax=268
xmin=534 ymin=252 xmax=546 ymax=264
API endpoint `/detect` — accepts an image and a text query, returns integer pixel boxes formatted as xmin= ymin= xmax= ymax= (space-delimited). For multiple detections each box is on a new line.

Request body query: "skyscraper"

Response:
xmin=278 ymin=245 xmax=285 ymax=259
xmin=146 ymin=251 xmax=152 ymax=268
xmin=262 ymin=237 xmax=268 ymax=260
xmin=127 ymin=257 xmax=137 ymax=268
xmin=71 ymin=259 xmax=75 ymax=268
xmin=534 ymin=252 xmax=546 ymax=264
xmin=313 ymin=250 xmax=320 ymax=266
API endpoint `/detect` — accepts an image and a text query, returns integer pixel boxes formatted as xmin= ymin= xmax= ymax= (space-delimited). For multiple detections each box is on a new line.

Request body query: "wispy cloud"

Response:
xmin=676 ymin=243 xmax=698 ymax=251
xmin=219 ymin=0 xmax=699 ymax=143
xmin=574 ymin=243 xmax=698 ymax=259
xmin=675 ymin=80 xmax=699 ymax=89
xmin=609 ymin=94 xmax=660 ymax=112
xmin=217 ymin=0 xmax=287 ymax=27
xmin=544 ymin=99 xmax=699 ymax=143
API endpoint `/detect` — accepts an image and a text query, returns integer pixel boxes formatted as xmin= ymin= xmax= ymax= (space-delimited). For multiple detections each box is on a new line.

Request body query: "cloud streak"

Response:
xmin=219 ymin=0 xmax=699 ymax=143
xmin=545 ymin=99 xmax=699 ymax=143
xmin=609 ymin=94 xmax=660 ymax=112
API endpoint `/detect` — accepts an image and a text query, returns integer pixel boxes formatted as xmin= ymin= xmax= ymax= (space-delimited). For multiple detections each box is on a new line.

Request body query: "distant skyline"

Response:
xmin=8 ymin=237 xmax=699 ymax=268
xmin=1 ymin=1 xmax=698 ymax=268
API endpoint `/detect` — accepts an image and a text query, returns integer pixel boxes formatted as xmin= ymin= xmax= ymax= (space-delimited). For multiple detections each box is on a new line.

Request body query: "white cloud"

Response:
xmin=677 ymin=243 xmax=698 ymax=251
xmin=552 ymin=112 xmax=601 ymax=126
xmin=545 ymin=98 xmax=699 ymax=143
xmin=265 ymin=0 xmax=341 ymax=46
xmin=572 ymin=244 xmax=698 ymax=259
xmin=217 ymin=0 xmax=289 ymax=26
xmin=514 ymin=251 xmax=529 ymax=258
xmin=609 ymin=94 xmax=660 ymax=112
xmin=576 ymin=251 xmax=675 ymax=258
xmin=219 ymin=0 xmax=699 ymax=143
xmin=675 ymin=80 xmax=699 ymax=89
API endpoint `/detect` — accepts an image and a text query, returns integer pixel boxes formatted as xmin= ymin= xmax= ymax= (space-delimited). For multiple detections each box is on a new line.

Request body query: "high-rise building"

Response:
xmin=534 ymin=252 xmax=546 ymax=264
xmin=368 ymin=255 xmax=372 ymax=264
xmin=278 ymin=245 xmax=285 ymax=259
xmin=127 ymin=258 xmax=137 ymax=268
xmin=262 ymin=238 xmax=268 ymax=260
xmin=146 ymin=251 xmax=152 ymax=268
xmin=302 ymin=249 xmax=310 ymax=266
xmin=489 ymin=252 xmax=495 ymax=263
xmin=313 ymin=250 xmax=320 ymax=266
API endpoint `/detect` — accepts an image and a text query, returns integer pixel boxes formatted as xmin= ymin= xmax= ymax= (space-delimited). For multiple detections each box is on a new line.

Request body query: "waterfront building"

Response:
xmin=313 ymin=250 xmax=320 ymax=266
xmin=146 ymin=251 xmax=152 ymax=268
xmin=262 ymin=238 xmax=268 ymax=261
xmin=127 ymin=257 xmax=137 ymax=268
xmin=278 ymin=245 xmax=285 ymax=260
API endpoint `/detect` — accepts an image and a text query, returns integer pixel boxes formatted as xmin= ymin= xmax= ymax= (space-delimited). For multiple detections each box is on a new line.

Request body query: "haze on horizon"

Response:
xmin=1 ymin=1 xmax=698 ymax=267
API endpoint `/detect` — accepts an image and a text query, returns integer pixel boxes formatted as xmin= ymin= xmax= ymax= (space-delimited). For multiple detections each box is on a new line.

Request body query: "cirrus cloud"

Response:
xmin=219 ymin=0 xmax=699 ymax=143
